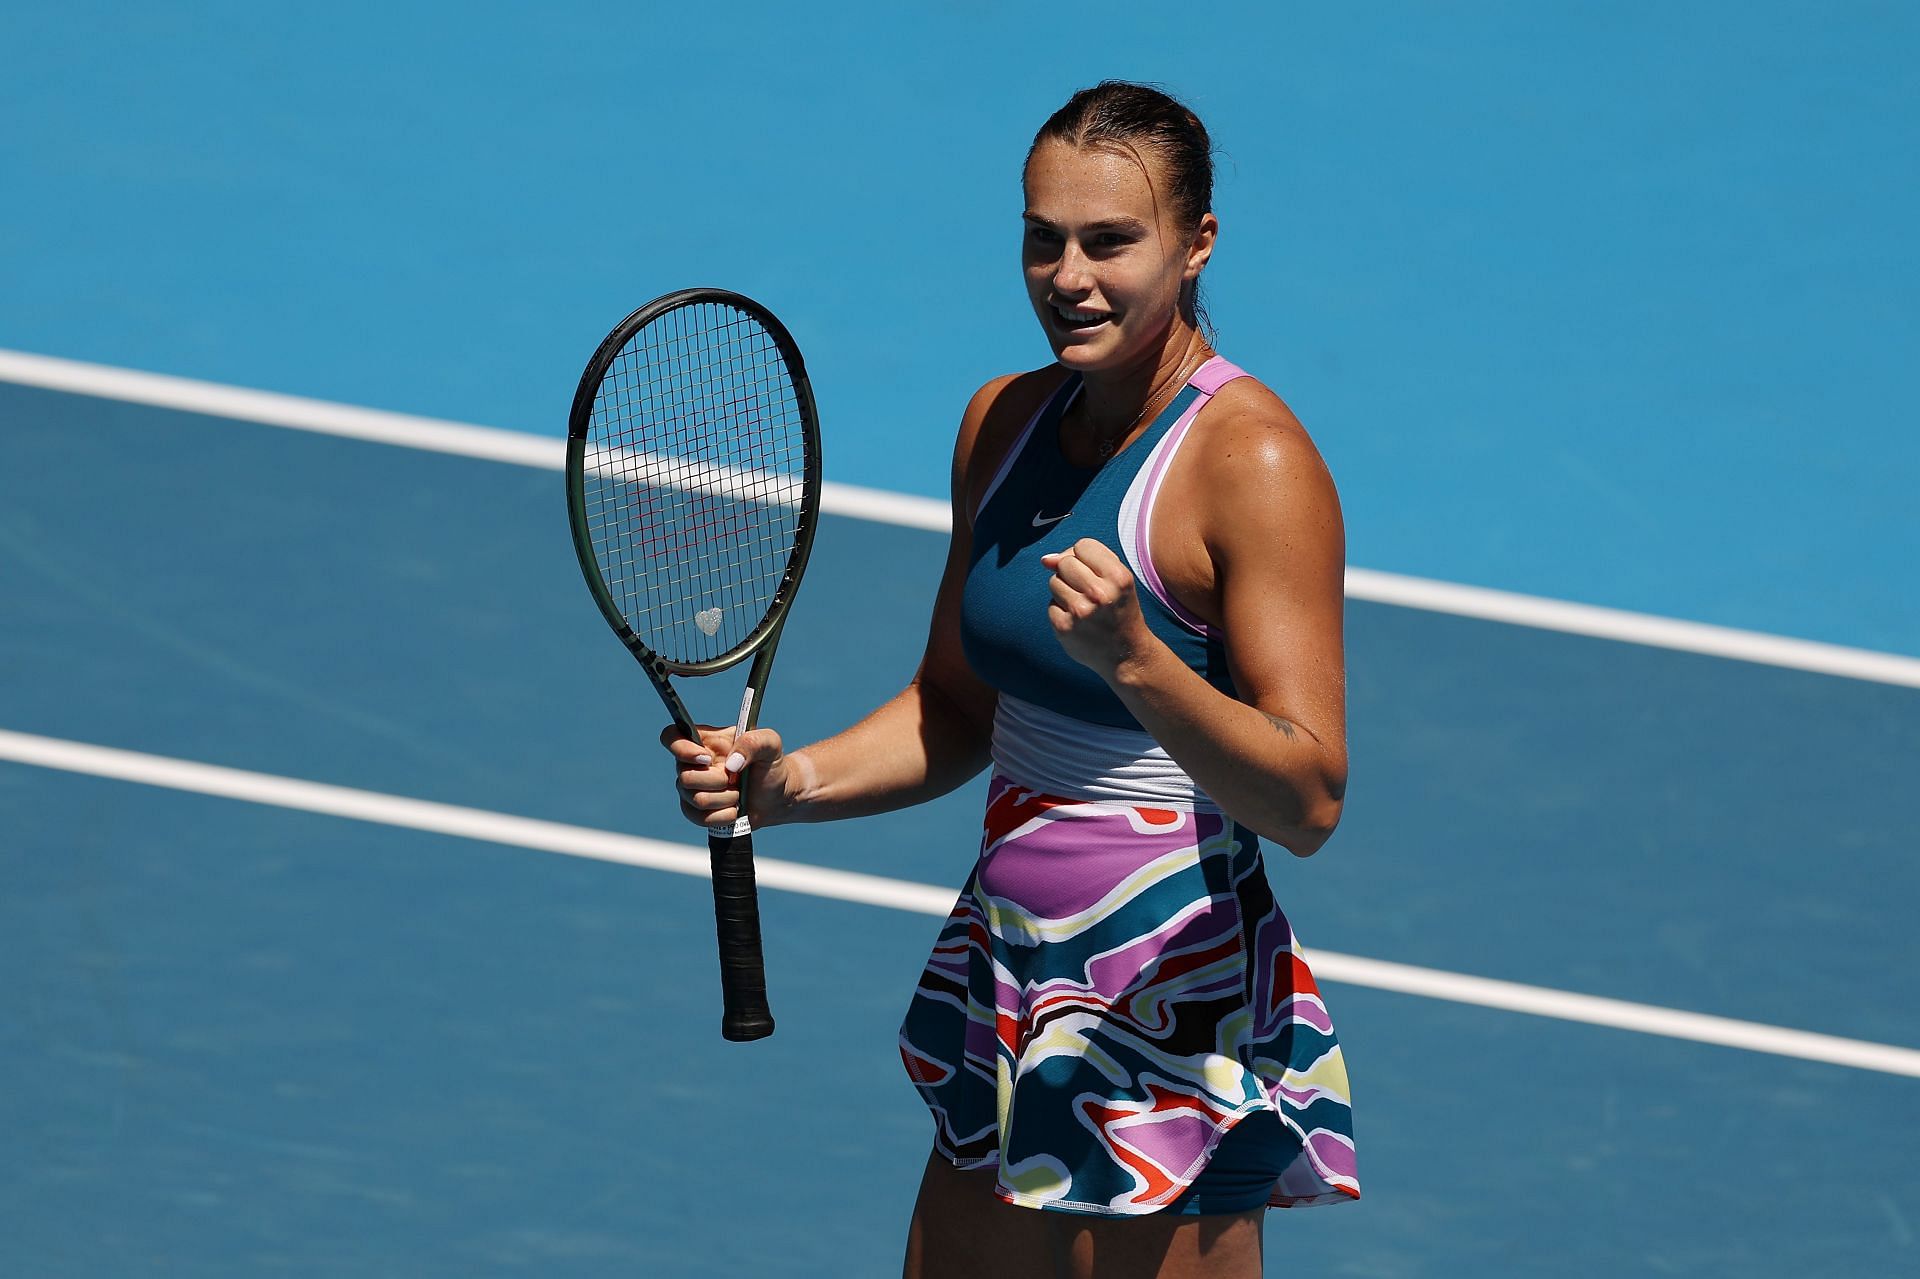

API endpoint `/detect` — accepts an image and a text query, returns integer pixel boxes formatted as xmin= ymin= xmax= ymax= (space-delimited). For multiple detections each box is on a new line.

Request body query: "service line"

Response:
xmin=2 ymin=726 xmax=1916 ymax=1080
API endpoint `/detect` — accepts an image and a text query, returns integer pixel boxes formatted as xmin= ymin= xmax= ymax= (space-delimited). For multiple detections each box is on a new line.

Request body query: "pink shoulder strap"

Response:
xmin=1188 ymin=355 xmax=1250 ymax=396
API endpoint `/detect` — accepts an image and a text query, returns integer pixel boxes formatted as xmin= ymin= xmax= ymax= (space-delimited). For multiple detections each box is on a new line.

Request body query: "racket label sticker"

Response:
xmin=730 ymin=685 xmax=758 ymax=836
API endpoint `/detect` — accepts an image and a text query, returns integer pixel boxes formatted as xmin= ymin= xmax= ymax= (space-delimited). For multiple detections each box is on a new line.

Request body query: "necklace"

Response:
xmin=1084 ymin=348 xmax=1207 ymax=461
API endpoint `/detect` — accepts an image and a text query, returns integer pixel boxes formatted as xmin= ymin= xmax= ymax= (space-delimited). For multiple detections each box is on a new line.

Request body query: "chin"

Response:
xmin=1052 ymin=334 xmax=1144 ymax=377
xmin=1046 ymin=335 xmax=1093 ymax=361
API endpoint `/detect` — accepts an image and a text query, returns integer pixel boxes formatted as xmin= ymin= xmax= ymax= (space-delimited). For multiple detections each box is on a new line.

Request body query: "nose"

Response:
xmin=1053 ymin=240 xmax=1092 ymax=296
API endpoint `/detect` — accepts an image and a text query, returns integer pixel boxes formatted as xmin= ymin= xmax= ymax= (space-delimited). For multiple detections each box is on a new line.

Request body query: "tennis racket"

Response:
xmin=565 ymin=288 xmax=823 ymax=1042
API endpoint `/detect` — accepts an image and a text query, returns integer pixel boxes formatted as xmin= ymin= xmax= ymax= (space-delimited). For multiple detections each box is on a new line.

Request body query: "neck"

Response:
xmin=1069 ymin=322 xmax=1210 ymax=455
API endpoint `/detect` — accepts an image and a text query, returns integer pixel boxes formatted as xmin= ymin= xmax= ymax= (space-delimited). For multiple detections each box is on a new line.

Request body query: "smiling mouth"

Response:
xmin=1052 ymin=302 xmax=1114 ymax=331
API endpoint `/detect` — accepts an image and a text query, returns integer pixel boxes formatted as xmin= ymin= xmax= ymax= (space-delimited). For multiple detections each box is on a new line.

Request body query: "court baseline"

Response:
xmin=3 ymin=346 xmax=1915 ymax=689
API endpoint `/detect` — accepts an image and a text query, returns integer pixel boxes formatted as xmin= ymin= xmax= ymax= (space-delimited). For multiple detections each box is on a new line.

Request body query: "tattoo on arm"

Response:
xmin=1260 ymin=709 xmax=1347 ymax=803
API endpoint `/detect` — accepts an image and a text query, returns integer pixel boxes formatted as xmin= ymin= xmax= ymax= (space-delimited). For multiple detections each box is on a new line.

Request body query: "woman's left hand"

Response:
xmin=1041 ymin=538 xmax=1157 ymax=680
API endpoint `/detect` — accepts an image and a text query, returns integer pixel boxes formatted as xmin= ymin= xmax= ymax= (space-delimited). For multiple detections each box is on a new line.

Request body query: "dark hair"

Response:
xmin=1027 ymin=81 xmax=1216 ymax=333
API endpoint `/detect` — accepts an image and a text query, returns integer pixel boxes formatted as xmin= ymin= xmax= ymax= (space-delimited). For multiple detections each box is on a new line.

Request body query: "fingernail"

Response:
xmin=695 ymin=754 xmax=713 ymax=767
xmin=725 ymin=752 xmax=745 ymax=773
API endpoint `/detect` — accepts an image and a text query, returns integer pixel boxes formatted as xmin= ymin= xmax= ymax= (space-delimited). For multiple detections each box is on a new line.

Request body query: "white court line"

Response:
xmin=0 ymin=347 xmax=950 ymax=530
xmin=583 ymin=443 xmax=805 ymax=512
xmin=3 ymin=346 xmax=1917 ymax=688
xmin=2 ymin=725 xmax=1916 ymax=1080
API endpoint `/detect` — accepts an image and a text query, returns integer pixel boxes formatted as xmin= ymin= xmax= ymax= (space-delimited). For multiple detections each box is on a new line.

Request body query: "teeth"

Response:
xmin=1060 ymin=307 xmax=1108 ymax=324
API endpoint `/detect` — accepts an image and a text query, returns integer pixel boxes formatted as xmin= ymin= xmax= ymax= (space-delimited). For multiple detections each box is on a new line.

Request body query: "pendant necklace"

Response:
xmin=1087 ymin=348 xmax=1206 ymax=462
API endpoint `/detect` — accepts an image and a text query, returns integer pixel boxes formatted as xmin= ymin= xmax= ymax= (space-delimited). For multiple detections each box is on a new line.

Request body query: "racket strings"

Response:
xmin=591 ymin=315 xmax=799 ymax=646
xmin=581 ymin=300 xmax=809 ymax=665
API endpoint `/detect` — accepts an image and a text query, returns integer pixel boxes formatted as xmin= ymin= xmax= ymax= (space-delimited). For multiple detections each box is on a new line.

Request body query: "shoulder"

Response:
xmin=952 ymin=365 xmax=1072 ymax=510
xmin=1187 ymin=374 xmax=1342 ymax=562
xmin=957 ymin=365 xmax=1070 ymax=452
xmin=1192 ymin=375 xmax=1337 ymax=506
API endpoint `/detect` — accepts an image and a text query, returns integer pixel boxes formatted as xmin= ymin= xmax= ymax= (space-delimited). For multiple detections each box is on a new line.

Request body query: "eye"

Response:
xmin=1025 ymin=224 xmax=1062 ymax=245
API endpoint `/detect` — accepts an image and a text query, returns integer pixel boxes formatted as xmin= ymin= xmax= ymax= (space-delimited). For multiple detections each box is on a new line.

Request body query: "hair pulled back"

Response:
xmin=1027 ymin=81 xmax=1217 ymax=332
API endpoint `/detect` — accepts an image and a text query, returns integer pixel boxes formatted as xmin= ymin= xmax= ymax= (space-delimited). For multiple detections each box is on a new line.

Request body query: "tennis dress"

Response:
xmin=897 ymin=356 xmax=1361 ymax=1217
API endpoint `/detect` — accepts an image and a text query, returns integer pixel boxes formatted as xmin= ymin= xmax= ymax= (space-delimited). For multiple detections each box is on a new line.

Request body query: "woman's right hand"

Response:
xmin=659 ymin=723 xmax=797 ymax=833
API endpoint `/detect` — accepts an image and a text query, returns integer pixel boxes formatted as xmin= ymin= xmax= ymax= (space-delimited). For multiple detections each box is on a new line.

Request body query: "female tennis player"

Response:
xmin=665 ymin=81 xmax=1357 ymax=1278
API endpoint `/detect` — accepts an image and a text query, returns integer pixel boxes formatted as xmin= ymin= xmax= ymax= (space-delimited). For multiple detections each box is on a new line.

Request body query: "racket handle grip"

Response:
xmin=708 ymin=828 xmax=775 ymax=1041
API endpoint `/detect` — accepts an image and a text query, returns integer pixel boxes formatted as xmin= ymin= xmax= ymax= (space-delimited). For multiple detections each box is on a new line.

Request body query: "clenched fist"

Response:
xmin=1040 ymin=538 xmax=1157 ymax=679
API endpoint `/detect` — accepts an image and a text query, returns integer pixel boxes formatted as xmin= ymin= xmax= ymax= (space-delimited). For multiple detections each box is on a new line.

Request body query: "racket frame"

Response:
xmin=564 ymin=287 xmax=823 ymax=1042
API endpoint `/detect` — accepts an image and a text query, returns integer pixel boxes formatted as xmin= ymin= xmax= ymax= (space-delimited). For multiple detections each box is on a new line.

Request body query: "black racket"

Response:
xmin=565 ymin=288 xmax=822 ymax=1042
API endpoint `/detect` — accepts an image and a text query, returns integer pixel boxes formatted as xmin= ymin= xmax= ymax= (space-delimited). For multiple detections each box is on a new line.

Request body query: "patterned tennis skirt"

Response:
xmin=899 ymin=774 xmax=1360 ymax=1216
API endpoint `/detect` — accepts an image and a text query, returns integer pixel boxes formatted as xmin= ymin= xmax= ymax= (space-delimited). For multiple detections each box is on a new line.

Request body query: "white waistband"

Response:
xmin=989 ymin=693 xmax=1213 ymax=810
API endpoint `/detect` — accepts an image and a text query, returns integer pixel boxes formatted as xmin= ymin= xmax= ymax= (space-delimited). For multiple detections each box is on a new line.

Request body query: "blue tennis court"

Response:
xmin=3 ymin=4 xmax=1918 ymax=1275
xmin=2 ymin=378 xmax=1915 ymax=1275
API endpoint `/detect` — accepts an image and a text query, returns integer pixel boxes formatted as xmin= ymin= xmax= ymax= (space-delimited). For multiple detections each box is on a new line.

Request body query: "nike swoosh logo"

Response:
xmin=1031 ymin=511 xmax=1070 ymax=527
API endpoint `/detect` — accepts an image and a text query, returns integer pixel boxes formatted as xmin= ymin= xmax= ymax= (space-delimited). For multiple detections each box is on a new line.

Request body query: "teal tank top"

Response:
xmin=960 ymin=357 xmax=1250 ymax=730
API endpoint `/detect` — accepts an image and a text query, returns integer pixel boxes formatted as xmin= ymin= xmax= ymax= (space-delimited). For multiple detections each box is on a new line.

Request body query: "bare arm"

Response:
xmin=771 ymin=487 xmax=1001 ymax=823
xmin=667 ymin=374 xmax=1039 ymax=832
xmin=1040 ymin=393 xmax=1347 ymax=856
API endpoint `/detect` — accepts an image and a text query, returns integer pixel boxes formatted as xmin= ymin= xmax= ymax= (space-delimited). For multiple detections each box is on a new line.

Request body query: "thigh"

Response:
xmin=902 ymin=1148 xmax=1055 ymax=1279
xmin=1045 ymin=1209 xmax=1265 ymax=1279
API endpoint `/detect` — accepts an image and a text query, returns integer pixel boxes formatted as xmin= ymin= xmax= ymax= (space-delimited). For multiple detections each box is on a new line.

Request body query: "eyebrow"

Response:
xmin=1022 ymin=212 xmax=1151 ymax=235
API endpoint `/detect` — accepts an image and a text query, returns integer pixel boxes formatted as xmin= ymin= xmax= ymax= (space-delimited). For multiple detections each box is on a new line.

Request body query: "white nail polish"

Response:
xmin=725 ymin=752 xmax=745 ymax=773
